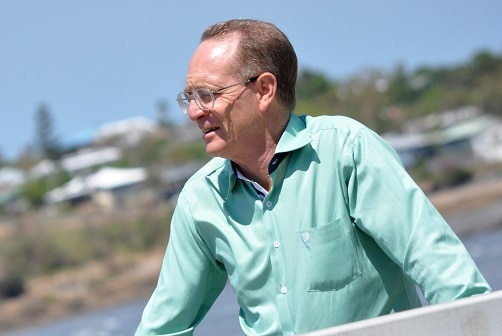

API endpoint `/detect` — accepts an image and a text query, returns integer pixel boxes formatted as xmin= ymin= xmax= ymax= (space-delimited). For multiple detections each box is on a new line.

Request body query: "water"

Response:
xmin=462 ymin=228 xmax=502 ymax=290
xmin=1 ymin=280 xmax=241 ymax=336
xmin=2 ymin=229 xmax=501 ymax=336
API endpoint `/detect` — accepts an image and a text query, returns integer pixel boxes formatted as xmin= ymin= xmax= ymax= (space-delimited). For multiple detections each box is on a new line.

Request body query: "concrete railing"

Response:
xmin=302 ymin=290 xmax=502 ymax=336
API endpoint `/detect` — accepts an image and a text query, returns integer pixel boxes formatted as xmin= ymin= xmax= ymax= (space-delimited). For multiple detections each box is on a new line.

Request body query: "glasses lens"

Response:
xmin=194 ymin=88 xmax=214 ymax=110
xmin=176 ymin=92 xmax=190 ymax=114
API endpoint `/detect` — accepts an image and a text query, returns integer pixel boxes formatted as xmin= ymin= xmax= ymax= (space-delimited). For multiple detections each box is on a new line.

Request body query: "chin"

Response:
xmin=205 ymin=138 xmax=233 ymax=159
xmin=205 ymin=145 xmax=226 ymax=158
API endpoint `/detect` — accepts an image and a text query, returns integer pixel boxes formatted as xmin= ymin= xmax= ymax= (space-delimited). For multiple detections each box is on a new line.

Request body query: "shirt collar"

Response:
xmin=275 ymin=113 xmax=311 ymax=153
xmin=206 ymin=113 xmax=311 ymax=199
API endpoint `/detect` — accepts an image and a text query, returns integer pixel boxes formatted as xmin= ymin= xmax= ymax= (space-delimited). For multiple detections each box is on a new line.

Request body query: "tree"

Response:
xmin=470 ymin=50 xmax=500 ymax=75
xmin=297 ymin=69 xmax=332 ymax=100
xmin=386 ymin=64 xmax=418 ymax=105
xmin=0 ymin=148 xmax=5 ymax=166
xmin=156 ymin=99 xmax=171 ymax=128
xmin=34 ymin=103 xmax=61 ymax=160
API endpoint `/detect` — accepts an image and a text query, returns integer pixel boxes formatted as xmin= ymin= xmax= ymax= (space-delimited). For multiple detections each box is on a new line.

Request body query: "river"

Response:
xmin=2 ymin=225 xmax=501 ymax=336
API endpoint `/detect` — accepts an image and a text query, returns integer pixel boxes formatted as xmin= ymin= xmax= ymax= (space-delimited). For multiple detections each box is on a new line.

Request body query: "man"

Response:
xmin=135 ymin=19 xmax=491 ymax=335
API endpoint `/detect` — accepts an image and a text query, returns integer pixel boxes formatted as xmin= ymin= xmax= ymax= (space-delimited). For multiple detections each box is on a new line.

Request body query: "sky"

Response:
xmin=1 ymin=0 xmax=501 ymax=160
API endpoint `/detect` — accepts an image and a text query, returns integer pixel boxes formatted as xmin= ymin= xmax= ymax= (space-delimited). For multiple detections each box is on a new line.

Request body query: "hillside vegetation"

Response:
xmin=295 ymin=49 xmax=502 ymax=134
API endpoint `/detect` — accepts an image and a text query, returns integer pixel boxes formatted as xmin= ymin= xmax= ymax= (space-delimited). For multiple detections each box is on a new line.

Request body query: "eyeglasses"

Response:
xmin=176 ymin=76 xmax=258 ymax=114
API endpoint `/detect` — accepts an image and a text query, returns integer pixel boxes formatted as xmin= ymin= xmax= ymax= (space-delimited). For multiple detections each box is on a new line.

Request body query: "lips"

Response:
xmin=203 ymin=126 xmax=219 ymax=134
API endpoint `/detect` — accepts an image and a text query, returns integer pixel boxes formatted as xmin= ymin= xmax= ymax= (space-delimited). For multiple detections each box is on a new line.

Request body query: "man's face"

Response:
xmin=184 ymin=35 xmax=261 ymax=160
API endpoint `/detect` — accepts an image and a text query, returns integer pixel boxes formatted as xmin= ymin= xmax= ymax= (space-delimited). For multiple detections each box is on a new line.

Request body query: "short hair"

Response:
xmin=201 ymin=19 xmax=297 ymax=112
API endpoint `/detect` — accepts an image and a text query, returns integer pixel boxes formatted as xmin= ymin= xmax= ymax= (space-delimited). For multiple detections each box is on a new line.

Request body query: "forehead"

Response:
xmin=186 ymin=35 xmax=240 ymax=86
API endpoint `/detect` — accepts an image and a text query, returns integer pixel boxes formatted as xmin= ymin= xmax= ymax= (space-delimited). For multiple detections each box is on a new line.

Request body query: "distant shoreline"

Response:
xmin=429 ymin=176 xmax=502 ymax=236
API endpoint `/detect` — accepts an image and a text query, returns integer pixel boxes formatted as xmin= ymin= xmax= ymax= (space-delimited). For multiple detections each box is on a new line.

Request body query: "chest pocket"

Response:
xmin=298 ymin=218 xmax=361 ymax=291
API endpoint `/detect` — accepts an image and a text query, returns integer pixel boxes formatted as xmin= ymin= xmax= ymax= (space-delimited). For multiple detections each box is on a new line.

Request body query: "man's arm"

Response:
xmin=345 ymin=127 xmax=491 ymax=304
xmin=135 ymin=195 xmax=227 ymax=336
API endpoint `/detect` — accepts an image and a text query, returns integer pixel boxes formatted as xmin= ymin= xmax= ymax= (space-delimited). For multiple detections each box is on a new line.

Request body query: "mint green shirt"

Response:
xmin=136 ymin=114 xmax=490 ymax=336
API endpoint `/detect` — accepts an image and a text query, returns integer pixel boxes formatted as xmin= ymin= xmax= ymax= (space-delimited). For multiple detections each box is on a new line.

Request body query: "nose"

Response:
xmin=187 ymin=100 xmax=209 ymax=121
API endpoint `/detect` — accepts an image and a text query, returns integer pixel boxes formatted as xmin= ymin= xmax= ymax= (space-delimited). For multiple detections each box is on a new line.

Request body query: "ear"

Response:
xmin=255 ymin=72 xmax=277 ymax=112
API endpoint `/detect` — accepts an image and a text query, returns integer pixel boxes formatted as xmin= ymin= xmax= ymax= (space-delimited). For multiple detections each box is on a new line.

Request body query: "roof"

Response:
xmin=61 ymin=147 xmax=121 ymax=173
xmin=87 ymin=166 xmax=147 ymax=190
xmin=96 ymin=116 xmax=158 ymax=146
xmin=0 ymin=166 xmax=24 ymax=187
xmin=384 ymin=114 xmax=496 ymax=153
xmin=62 ymin=124 xmax=100 ymax=150
xmin=45 ymin=166 xmax=147 ymax=204
xmin=29 ymin=147 xmax=122 ymax=178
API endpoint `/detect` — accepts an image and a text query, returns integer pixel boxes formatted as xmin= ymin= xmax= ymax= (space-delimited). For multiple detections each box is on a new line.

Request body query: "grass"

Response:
xmin=0 ymin=203 xmax=173 ymax=300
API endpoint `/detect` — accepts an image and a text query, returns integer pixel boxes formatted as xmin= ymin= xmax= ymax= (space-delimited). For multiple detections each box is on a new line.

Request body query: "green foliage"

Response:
xmin=21 ymin=172 xmax=71 ymax=208
xmin=297 ymin=69 xmax=332 ymax=100
xmin=34 ymin=104 xmax=61 ymax=160
xmin=118 ymin=132 xmax=208 ymax=169
xmin=164 ymin=141 xmax=208 ymax=164
xmin=120 ymin=136 xmax=169 ymax=168
xmin=294 ymin=49 xmax=502 ymax=134
xmin=0 ymin=206 xmax=173 ymax=287
xmin=470 ymin=50 xmax=501 ymax=75
xmin=21 ymin=179 xmax=50 ymax=208
xmin=386 ymin=64 xmax=421 ymax=105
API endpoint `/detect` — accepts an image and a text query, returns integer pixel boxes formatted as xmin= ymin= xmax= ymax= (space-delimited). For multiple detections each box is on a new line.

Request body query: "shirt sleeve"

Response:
xmin=135 ymin=192 xmax=228 ymax=336
xmin=344 ymin=127 xmax=491 ymax=304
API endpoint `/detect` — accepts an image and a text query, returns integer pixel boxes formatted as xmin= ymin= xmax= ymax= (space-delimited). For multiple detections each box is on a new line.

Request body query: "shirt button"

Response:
xmin=266 ymin=201 xmax=273 ymax=208
xmin=273 ymin=241 xmax=281 ymax=249
xmin=280 ymin=285 xmax=288 ymax=294
xmin=302 ymin=232 xmax=310 ymax=243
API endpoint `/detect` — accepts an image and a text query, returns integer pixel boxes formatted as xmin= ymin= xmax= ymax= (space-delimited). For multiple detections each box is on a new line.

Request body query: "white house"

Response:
xmin=95 ymin=116 xmax=158 ymax=147
xmin=383 ymin=113 xmax=498 ymax=167
xmin=45 ymin=166 xmax=148 ymax=211
xmin=29 ymin=147 xmax=122 ymax=178
xmin=471 ymin=122 xmax=502 ymax=163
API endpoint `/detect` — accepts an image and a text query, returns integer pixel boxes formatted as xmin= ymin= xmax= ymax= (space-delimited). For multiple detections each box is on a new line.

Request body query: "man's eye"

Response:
xmin=198 ymin=92 xmax=213 ymax=103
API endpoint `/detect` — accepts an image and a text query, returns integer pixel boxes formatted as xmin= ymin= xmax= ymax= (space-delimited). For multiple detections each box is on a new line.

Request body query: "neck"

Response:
xmin=233 ymin=144 xmax=276 ymax=191
xmin=233 ymin=115 xmax=289 ymax=191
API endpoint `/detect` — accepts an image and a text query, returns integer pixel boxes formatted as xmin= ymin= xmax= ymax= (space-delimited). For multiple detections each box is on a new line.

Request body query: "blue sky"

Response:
xmin=1 ymin=0 xmax=501 ymax=160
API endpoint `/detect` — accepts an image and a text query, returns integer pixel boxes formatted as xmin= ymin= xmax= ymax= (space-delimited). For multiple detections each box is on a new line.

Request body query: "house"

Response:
xmin=29 ymin=146 xmax=121 ymax=178
xmin=383 ymin=112 xmax=498 ymax=168
xmin=62 ymin=124 xmax=100 ymax=151
xmin=0 ymin=166 xmax=26 ymax=214
xmin=45 ymin=166 xmax=148 ymax=211
xmin=159 ymin=161 xmax=206 ymax=200
xmin=0 ymin=167 xmax=24 ymax=188
xmin=471 ymin=122 xmax=502 ymax=163
xmin=95 ymin=116 xmax=159 ymax=147
xmin=61 ymin=147 xmax=121 ymax=174
xmin=62 ymin=116 xmax=160 ymax=151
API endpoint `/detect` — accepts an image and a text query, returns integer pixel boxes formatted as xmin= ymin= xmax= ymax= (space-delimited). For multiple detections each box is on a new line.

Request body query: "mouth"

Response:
xmin=203 ymin=126 xmax=220 ymax=134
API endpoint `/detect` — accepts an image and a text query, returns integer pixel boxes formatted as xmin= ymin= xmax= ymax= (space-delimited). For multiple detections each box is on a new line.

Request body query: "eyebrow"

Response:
xmin=183 ymin=83 xmax=216 ymax=93
xmin=183 ymin=76 xmax=258 ymax=93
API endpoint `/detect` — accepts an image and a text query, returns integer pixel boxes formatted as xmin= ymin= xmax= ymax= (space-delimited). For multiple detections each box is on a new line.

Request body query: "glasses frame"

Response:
xmin=176 ymin=76 xmax=259 ymax=114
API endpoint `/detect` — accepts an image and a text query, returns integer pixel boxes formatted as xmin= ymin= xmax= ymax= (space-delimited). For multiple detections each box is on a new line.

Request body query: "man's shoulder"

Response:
xmin=302 ymin=114 xmax=367 ymax=135
xmin=186 ymin=157 xmax=227 ymax=180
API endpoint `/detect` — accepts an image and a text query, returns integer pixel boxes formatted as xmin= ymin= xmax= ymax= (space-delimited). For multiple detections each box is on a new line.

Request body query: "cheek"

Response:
xmin=231 ymin=116 xmax=261 ymax=144
xmin=220 ymin=96 xmax=259 ymax=138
